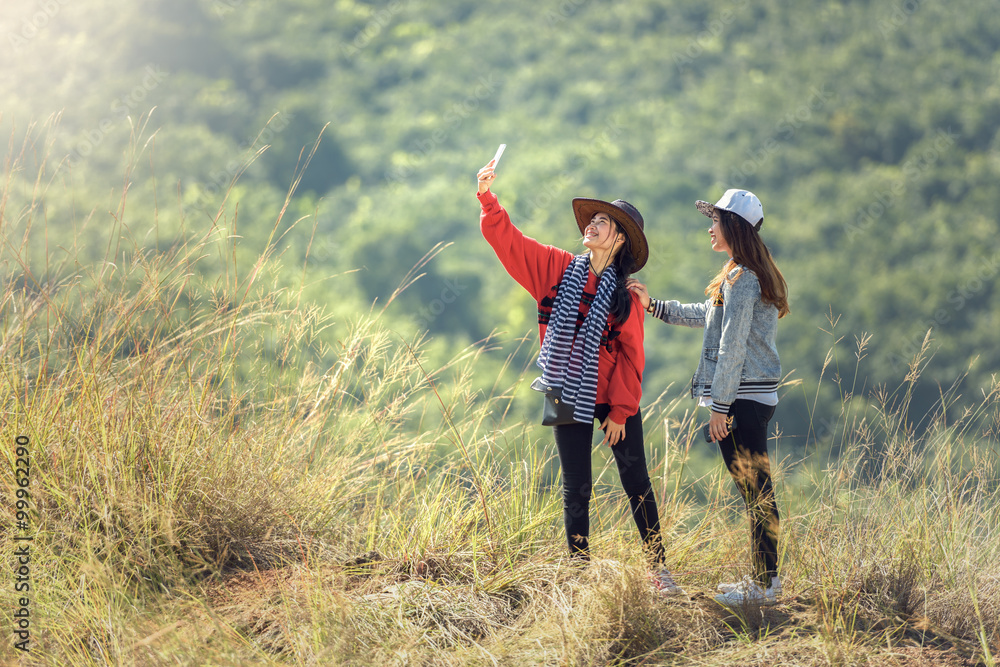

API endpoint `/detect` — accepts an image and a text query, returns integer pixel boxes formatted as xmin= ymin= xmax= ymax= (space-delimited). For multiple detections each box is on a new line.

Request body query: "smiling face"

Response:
xmin=709 ymin=210 xmax=733 ymax=257
xmin=582 ymin=212 xmax=624 ymax=254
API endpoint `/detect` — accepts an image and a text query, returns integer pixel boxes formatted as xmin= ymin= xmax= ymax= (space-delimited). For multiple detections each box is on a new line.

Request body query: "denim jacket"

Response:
xmin=650 ymin=264 xmax=780 ymax=414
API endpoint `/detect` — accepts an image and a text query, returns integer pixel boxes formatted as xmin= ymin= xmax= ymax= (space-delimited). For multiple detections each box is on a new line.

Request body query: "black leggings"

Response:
xmin=553 ymin=404 xmax=664 ymax=563
xmin=718 ymin=399 xmax=780 ymax=585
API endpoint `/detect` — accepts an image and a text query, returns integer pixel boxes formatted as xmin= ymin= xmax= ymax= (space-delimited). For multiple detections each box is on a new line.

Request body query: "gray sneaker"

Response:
xmin=718 ymin=576 xmax=781 ymax=596
xmin=714 ymin=576 xmax=779 ymax=607
xmin=650 ymin=568 xmax=685 ymax=595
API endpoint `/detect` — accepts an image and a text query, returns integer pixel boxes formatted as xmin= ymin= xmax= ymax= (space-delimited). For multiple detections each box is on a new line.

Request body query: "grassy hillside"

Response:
xmin=2 ymin=0 xmax=1000 ymax=441
xmin=2 ymin=248 xmax=1000 ymax=665
xmin=2 ymin=145 xmax=1000 ymax=663
xmin=3 ymin=1 xmax=1000 ymax=663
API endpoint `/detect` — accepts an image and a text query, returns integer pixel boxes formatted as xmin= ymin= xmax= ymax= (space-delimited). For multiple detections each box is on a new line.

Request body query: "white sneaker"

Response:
xmin=718 ymin=576 xmax=781 ymax=600
xmin=650 ymin=568 xmax=685 ymax=595
xmin=717 ymin=581 xmax=739 ymax=594
xmin=713 ymin=576 xmax=779 ymax=607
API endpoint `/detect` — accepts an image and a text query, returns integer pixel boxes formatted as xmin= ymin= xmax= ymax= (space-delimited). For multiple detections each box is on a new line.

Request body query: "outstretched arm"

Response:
xmin=476 ymin=160 xmax=571 ymax=302
xmin=627 ymin=279 xmax=708 ymax=328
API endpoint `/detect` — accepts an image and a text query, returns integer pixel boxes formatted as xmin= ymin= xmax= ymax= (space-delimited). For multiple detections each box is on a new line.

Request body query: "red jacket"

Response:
xmin=478 ymin=190 xmax=644 ymax=423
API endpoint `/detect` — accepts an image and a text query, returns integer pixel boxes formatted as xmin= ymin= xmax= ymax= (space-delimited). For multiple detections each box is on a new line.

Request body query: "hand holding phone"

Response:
xmin=702 ymin=417 xmax=737 ymax=442
xmin=491 ymin=143 xmax=506 ymax=171
xmin=478 ymin=144 xmax=506 ymax=194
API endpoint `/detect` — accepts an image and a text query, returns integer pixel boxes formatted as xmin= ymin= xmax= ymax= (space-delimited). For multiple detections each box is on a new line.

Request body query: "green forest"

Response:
xmin=4 ymin=0 xmax=1000 ymax=441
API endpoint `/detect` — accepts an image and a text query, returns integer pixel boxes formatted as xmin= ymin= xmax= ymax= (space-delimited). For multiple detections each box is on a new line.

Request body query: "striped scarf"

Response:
xmin=537 ymin=253 xmax=617 ymax=424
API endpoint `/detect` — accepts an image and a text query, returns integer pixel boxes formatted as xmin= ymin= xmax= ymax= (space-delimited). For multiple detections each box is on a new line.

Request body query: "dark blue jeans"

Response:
xmin=718 ymin=399 xmax=779 ymax=585
xmin=553 ymin=404 xmax=664 ymax=563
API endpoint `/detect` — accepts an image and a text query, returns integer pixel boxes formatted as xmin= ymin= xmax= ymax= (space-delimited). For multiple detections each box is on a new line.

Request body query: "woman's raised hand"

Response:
xmin=477 ymin=159 xmax=497 ymax=194
xmin=626 ymin=279 xmax=650 ymax=309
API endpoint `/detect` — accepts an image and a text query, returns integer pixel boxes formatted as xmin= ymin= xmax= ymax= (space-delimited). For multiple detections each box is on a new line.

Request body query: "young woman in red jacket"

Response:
xmin=476 ymin=158 xmax=681 ymax=594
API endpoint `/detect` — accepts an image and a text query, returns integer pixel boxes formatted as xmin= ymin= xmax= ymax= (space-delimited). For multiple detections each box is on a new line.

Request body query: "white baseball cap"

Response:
xmin=695 ymin=189 xmax=764 ymax=229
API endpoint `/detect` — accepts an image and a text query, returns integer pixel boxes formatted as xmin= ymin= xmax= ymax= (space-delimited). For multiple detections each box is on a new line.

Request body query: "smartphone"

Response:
xmin=491 ymin=143 xmax=506 ymax=171
xmin=702 ymin=417 xmax=737 ymax=442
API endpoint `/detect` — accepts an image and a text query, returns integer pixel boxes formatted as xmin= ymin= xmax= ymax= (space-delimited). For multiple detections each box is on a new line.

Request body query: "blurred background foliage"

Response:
xmin=2 ymin=0 xmax=999 ymax=444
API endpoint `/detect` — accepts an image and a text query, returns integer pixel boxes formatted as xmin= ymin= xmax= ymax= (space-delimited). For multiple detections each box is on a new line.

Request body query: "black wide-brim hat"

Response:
xmin=571 ymin=198 xmax=649 ymax=271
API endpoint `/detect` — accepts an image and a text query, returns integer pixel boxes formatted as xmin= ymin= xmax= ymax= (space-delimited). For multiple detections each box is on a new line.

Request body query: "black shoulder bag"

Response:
xmin=530 ymin=377 xmax=578 ymax=426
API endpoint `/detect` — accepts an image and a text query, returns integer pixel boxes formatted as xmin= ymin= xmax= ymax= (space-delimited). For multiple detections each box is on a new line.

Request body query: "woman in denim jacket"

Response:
xmin=629 ymin=189 xmax=789 ymax=608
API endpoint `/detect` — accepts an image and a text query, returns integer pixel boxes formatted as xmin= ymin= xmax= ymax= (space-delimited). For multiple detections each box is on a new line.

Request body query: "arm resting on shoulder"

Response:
xmin=650 ymin=298 xmax=709 ymax=328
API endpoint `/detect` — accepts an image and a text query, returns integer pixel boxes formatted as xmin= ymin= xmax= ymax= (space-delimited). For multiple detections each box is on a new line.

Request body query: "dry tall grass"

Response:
xmin=2 ymin=125 xmax=999 ymax=666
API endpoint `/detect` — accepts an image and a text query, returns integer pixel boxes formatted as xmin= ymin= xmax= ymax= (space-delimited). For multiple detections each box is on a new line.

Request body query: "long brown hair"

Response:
xmin=590 ymin=220 xmax=635 ymax=325
xmin=705 ymin=209 xmax=789 ymax=318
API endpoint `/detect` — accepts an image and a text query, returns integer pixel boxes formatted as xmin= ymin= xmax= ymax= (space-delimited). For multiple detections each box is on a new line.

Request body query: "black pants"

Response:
xmin=553 ymin=404 xmax=664 ymax=563
xmin=718 ymin=399 xmax=780 ymax=585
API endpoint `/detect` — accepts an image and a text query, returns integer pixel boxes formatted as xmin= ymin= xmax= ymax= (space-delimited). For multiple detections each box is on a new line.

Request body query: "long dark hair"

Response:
xmin=706 ymin=209 xmax=789 ymax=317
xmin=607 ymin=221 xmax=635 ymax=324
